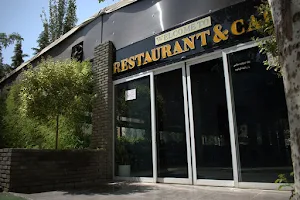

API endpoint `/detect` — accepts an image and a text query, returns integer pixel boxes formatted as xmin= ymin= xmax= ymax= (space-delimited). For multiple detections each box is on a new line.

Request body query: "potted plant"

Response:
xmin=116 ymin=136 xmax=131 ymax=177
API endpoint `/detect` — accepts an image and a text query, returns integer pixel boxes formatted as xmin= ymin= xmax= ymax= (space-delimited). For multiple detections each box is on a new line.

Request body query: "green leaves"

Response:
xmin=20 ymin=58 xmax=94 ymax=122
xmin=254 ymin=1 xmax=281 ymax=73
xmin=1 ymin=58 xmax=94 ymax=149
xmin=0 ymin=32 xmax=24 ymax=79
xmin=275 ymin=173 xmax=295 ymax=200
xmin=33 ymin=0 xmax=77 ymax=54
xmin=11 ymin=40 xmax=28 ymax=69
xmin=0 ymin=32 xmax=23 ymax=48
xmin=10 ymin=58 xmax=94 ymax=149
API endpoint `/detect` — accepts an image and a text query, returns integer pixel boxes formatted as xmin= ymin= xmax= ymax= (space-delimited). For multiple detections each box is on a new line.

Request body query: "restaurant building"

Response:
xmin=0 ymin=0 xmax=292 ymax=189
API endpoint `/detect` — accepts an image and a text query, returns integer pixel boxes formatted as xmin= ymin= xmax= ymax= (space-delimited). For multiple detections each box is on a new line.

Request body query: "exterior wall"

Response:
xmin=102 ymin=0 xmax=243 ymax=50
xmin=90 ymin=41 xmax=114 ymax=180
xmin=47 ymin=16 xmax=103 ymax=61
xmin=0 ymin=0 xmax=246 ymax=89
xmin=0 ymin=148 xmax=108 ymax=193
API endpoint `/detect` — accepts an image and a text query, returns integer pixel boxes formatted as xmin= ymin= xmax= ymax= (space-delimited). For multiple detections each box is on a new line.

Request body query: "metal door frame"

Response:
xmin=112 ymin=38 xmax=284 ymax=189
xmin=153 ymin=62 xmax=193 ymax=185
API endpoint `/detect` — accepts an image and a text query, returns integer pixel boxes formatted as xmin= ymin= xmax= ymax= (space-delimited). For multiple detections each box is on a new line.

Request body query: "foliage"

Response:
xmin=0 ymin=33 xmax=23 ymax=48
xmin=0 ymin=48 xmax=3 ymax=78
xmin=0 ymin=87 xmax=9 ymax=148
xmin=32 ymin=11 xmax=50 ymax=55
xmin=63 ymin=0 xmax=77 ymax=34
xmin=0 ymin=83 xmax=91 ymax=149
xmin=49 ymin=0 xmax=78 ymax=41
xmin=17 ymin=58 xmax=94 ymax=148
xmin=115 ymin=136 xmax=147 ymax=165
xmin=0 ymin=32 xmax=23 ymax=79
xmin=115 ymin=136 xmax=131 ymax=165
xmin=33 ymin=0 xmax=78 ymax=54
xmin=275 ymin=172 xmax=295 ymax=200
xmin=0 ymin=63 xmax=13 ymax=79
xmin=255 ymin=1 xmax=281 ymax=72
xmin=0 ymin=192 xmax=27 ymax=200
xmin=11 ymin=40 xmax=28 ymax=69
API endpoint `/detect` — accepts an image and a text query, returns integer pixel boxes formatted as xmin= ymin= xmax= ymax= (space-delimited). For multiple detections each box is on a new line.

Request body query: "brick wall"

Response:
xmin=0 ymin=148 xmax=107 ymax=193
xmin=0 ymin=149 xmax=11 ymax=192
xmin=91 ymin=41 xmax=114 ymax=180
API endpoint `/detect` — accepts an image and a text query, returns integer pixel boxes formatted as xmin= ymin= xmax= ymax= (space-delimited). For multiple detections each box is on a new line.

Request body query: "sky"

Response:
xmin=0 ymin=0 xmax=116 ymax=65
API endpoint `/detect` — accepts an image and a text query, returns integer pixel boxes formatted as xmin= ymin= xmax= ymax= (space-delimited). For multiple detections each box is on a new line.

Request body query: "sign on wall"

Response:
xmin=155 ymin=16 xmax=212 ymax=46
xmin=113 ymin=0 xmax=266 ymax=78
xmin=125 ymin=89 xmax=136 ymax=101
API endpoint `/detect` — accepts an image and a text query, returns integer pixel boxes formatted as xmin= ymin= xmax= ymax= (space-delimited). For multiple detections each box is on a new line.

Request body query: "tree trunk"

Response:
xmin=268 ymin=0 xmax=300 ymax=198
xmin=55 ymin=115 xmax=59 ymax=149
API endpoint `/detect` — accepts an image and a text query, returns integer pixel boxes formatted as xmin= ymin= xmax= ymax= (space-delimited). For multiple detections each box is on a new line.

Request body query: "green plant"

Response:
xmin=115 ymin=136 xmax=148 ymax=165
xmin=115 ymin=136 xmax=131 ymax=165
xmin=19 ymin=58 xmax=94 ymax=149
xmin=0 ymin=59 xmax=93 ymax=149
xmin=254 ymin=1 xmax=281 ymax=73
xmin=275 ymin=172 xmax=295 ymax=200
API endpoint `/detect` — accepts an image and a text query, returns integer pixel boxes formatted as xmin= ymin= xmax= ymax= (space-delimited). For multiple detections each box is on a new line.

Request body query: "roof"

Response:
xmin=0 ymin=0 xmax=138 ymax=84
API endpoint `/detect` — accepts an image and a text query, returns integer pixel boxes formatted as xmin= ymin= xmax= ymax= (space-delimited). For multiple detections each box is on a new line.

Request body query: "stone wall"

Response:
xmin=0 ymin=148 xmax=108 ymax=193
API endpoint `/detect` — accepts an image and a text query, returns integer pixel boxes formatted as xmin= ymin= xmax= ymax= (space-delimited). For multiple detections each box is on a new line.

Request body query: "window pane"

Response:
xmin=190 ymin=58 xmax=233 ymax=180
xmin=155 ymin=69 xmax=188 ymax=178
xmin=229 ymin=47 xmax=293 ymax=182
xmin=114 ymin=76 xmax=153 ymax=177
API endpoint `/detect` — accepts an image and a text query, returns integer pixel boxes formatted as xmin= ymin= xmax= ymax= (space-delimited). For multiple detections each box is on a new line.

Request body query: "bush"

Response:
xmin=0 ymin=59 xmax=93 ymax=149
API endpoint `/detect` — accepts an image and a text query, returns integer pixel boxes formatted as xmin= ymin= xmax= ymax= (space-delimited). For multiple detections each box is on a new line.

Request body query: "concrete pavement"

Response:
xmin=13 ymin=182 xmax=291 ymax=200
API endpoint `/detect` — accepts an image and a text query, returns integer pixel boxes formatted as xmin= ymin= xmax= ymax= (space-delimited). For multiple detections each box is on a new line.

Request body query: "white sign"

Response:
xmin=125 ymin=89 xmax=136 ymax=101
xmin=155 ymin=16 xmax=212 ymax=46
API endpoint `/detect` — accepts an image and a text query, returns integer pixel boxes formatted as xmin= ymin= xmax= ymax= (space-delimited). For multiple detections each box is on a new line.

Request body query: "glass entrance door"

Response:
xmin=187 ymin=55 xmax=234 ymax=186
xmin=154 ymin=65 xmax=192 ymax=184
xmin=114 ymin=46 xmax=291 ymax=188
xmin=114 ymin=74 xmax=154 ymax=180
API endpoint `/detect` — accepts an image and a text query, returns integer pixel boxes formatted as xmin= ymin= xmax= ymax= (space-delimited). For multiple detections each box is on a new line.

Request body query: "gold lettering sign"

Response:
xmin=114 ymin=14 xmax=262 ymax=75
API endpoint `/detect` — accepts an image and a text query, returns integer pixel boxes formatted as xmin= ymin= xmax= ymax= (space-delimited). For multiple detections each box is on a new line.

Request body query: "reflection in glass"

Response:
xmin=229 ymin=47 xmax=293 ymax=182
xmin=155 ymin=69 xmax=188 ymax=178
xmin=114 ymin=77 xmax=153 ymax=177
xmin=190 ymin=58 xmax=233 ymax=180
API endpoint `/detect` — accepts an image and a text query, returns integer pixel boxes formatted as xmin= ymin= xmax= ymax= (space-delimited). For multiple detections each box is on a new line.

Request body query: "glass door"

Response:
xmin=114 ymin=74 xmax=154 ymax=181
xmin=227 ymin=47 xmax=292 ymax=185
xmin=154 ymin=65 xmax=192 ymax=184
xmin=113 ymin=45 xmax=291 ymax=189
xmin=187 ymin=54 xmax=234 ymax=186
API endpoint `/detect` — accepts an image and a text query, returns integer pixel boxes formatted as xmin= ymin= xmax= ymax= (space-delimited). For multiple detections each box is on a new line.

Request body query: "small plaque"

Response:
xmin=125 ymin=89 xmax=136 ymax=101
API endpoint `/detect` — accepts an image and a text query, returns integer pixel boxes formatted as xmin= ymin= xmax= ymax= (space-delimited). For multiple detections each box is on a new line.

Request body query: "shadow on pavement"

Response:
xmin=62 ymin=182 xmax=156 ymax=196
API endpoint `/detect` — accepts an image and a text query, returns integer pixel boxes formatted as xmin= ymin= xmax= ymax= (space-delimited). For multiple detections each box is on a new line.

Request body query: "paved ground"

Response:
xmin=13 ymin=182 xmax=291 ymax=200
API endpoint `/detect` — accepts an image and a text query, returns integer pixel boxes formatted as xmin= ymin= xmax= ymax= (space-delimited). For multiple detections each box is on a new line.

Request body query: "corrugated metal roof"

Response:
xmin=0 ymin=0 xmax=138 ymax=84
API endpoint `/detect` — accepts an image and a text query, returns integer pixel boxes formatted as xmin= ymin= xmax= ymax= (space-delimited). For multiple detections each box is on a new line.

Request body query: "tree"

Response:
xmin=0 ymin=33 xmax=23 ymax=79
xmin=32 ymin=11 xmax=50 ymax=55
xmin=0 ymin=49 xmax=5 ymax=78
xmin=63 ymin=0 xmax=77 ymax=34
xmin=0 ymin=32 xmax=22 ymax=48
xmin=19 ymin=58 xmax=94 ymax=149
xmin=33 ymin=0 xmax=77 ymax=54
xmin=11 ymin=40 xmax=28 ymax=69
xmin=267 ymin=0 xmax=300 ymax=199
xmin=1 ymin=82 xmax=91 ymax=149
